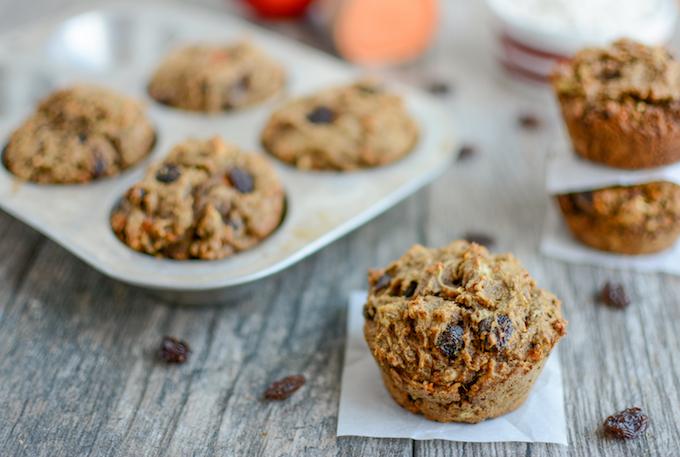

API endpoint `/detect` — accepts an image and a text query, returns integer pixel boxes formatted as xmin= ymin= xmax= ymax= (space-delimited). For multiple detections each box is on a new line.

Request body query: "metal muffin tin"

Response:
xmin=0 ymin=1 xmax=455 ymax=303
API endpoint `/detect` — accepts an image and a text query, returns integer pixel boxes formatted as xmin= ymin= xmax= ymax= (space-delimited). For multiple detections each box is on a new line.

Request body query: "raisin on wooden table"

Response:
xmin=456 ymin=144 xmax=477 ymax=162
xmin=158 ymin=336 xmax=191 ymax=364
xmin=264 ymin=375 xmax=306 ymax=400
xmin=598 ymin=281 xmax=630 ymax=309
xmin=463 ymin=232 xmax=495 ymax=248
xmin=603 ymin=407 xmax=649 ymax=440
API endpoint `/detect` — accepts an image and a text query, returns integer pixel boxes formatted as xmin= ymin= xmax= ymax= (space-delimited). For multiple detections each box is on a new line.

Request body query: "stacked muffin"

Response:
xmin=550 ymin=39 xmax=680 ymax=255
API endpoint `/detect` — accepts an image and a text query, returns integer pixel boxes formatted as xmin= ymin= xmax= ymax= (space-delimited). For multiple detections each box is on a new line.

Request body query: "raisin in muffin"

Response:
xmin=148 ymin=42 xmax=285 ymax=112
xmin=363 ymin=241 xmax=566 ymax=423
xmin=556 ymin=181 xmax=680 ymax=254
xmin=111 ymin=137 xmax=285 ymax=260
xmin=551 ymin=39 xmax=680 ymax=169
xmin=3 ymin=85 xmax=155 ymax=184
xmin=261 ymin=81 xmax=418 ymax=170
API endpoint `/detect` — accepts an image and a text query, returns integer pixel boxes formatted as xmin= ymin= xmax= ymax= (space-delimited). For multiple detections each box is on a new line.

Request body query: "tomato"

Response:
xmin=244 ymin=0 xmax=315 ymax=18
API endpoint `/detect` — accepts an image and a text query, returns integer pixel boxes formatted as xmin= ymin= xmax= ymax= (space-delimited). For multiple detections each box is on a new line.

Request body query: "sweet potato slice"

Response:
xmin=333 ymin=0 xmax=438 ymax=65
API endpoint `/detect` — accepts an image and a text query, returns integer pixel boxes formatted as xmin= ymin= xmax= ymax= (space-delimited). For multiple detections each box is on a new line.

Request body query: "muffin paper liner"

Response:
xmin=337 ymin=291 xmax=568 ymax=444
xmin=546 ymin=153 xmax=680 ymax=195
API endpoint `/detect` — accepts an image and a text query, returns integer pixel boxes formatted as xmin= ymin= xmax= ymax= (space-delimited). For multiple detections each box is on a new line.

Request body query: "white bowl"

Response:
xmin=484 ymin=0 xmax=679 ymax=81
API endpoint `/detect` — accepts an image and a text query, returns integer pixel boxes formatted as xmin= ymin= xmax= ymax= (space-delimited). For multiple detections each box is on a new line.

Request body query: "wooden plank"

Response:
xmin=0 ymin=193 xmax=425 ymax=457
xmin=1 ymin=0 xmax=680 ymax=456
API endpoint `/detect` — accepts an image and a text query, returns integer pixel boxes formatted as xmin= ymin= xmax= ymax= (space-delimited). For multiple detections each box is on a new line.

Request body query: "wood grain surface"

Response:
xmin=0 ymin=0 xmax=678 ymax=456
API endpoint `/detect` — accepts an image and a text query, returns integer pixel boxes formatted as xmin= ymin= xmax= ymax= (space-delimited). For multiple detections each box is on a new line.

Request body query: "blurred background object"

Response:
xmin=241 ymin=0 xmax=439 ymax=66
xmin=244 ymin=0 xmax=314 ymax=18
xmin=485 ymin=0 xmax=679 ymax=81
xmin=310 ymin=0 xmax=439 ymax=66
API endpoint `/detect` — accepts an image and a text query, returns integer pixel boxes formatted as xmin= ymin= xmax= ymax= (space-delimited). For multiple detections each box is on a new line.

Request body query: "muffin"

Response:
xmin=3 ymin=85 xmax=155 ymax=184
xmin=551 ymin=39 xmax=680 ymax=169
xmin=363 ymin=241 xmax=567 ymax=423
xmin=556 ymin=181 xmax=680 ymax=254
xmin=261 ymin=81 xmax=418 ymax=171
xmin=148 ymin=42 xmax=285 ymax=112
xmin=111 ymin=136 xmax=285 ymax=260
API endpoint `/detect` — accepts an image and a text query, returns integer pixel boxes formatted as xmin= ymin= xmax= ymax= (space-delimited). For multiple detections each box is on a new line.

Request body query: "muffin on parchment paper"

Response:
xmin=556 ymin=181 xmax=680 ymax=255
xmin=551 ymin=39 xmax=680 ymax=169
xmin=148 ymin=42 xmax=285 ymax=112
xmin=3 ymin=85 xmax=155 ymax=184
xmin=363 ymin=241 xmax=566 ymax=423
xmin=111 ymin=136 xmax=285 ymax=260
xmin=261 ymin=81 xmax=418 ymax=171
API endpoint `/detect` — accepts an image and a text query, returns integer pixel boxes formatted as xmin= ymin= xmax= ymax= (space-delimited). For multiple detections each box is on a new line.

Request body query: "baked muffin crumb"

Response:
xmin=551 ymin=39 xmax=680 ymax=169
xmin=363 ymin=241 xmax=566 ymax=423
xmin=556 ymin=181 xmax=680 ymax=254
xmin=262 ymin=81 xmax=418 ymax=171
xmin=4 ymin=85 xmax=155 ymax=184
xmin=148 ymin=42 xmax=285 ymax=112
xmin=111 ymin=137 xmax=285 ymax=260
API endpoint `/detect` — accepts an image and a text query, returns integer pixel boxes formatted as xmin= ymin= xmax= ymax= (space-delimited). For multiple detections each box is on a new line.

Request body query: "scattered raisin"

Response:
xmin=603 ymin=407 xmax=648 ymax=440
xmin=494 ymin=315 xmax=514 ymax=350
xmin=228 ymin=167 xmax=254 ymax=193
xmin=93 ymin=155 xmax=106 ymax=178
xmin=456 ymin=144 xmax=477 ymax=162
xmin=363 ymin=305 xmax=375 ymax=321
xmin=374 ymin=273 xmax=392 ymax=291
xmin=226 ymin=75 xmax=250 ymax=107
xmin=264 ymin=374 xmax=305 ymax=400
xmin=156 ymin=164 xmax=181 ymax=183
xmin=437 ymin=323 xmax=464 ymax=359
xmin=599 ymin=282 xmax=630 ymax=309
xmin=403 ymin=281 xmax=418 ymax=298
xmin=478 ymin=317 xmax=493 ymax=334
xmin=78 ymin=132 xmax=88 ymax=143
xmin=159 ymin=336 xmax=191 ymax=364
xmin=600 ymin=65 xmax=622 ymax=80
xmin=425 ymin=80 xmax=452 ymax=96
xmin=571 ymin=191 xmax=594 ymax=212
xmin=518 ymin=113 xmax=541 ymax=130
xmin=307 ymin=106 xmax=335 ymax=124
xmin=463 ymin=232 xmax=495 ymax=248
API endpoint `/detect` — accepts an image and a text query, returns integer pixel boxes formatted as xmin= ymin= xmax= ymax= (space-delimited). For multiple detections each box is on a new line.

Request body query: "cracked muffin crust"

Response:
xmin=551 ymin=39 xmax=680 ymax=169
xmin=261 ymin=81 xmax=418 ymax=171
xmin=148 ymin=42 xmax=285 ymax=112
xmin=363 ymin=241 xmax=566 ymax=423
xmin=111 ymin=137 xmax=285 ymax=260
xmin=556 ymin=181 xmax=680 ymax=254
xmin=3 ymin=85 xmax=155 ymax=184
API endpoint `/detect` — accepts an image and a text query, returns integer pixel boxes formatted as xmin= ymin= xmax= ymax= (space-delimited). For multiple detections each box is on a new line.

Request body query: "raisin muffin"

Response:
xmin=556 ymin=181 xmax=680 ymax=254
xmin=3 ymin=85 xmax=155 ymax=184
xmin=148 ymin=42 xmax=285 ymax=112
xmin=363 ymin=241 xmax=566 ymax=423
xmin=111 ymin=137 xmax=285 ymax=260
xmin=551 ymin=39 xmax=680 ymax=169
xmin=261 ymin=81 xmax=418 ymax=170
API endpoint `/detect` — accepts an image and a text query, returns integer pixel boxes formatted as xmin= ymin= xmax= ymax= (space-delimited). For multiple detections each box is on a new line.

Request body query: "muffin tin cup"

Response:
xmin=0 ymin=1 xmax=456 ymax=304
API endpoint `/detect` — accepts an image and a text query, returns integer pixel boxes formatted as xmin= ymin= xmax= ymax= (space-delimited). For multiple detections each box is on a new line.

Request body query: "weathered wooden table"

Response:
xmin=1 ymin=1 xmax=679 ymax=456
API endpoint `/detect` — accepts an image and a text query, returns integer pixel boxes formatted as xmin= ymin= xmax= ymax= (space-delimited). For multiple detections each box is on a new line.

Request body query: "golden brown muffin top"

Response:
xmin=363 ymin=241 xmax=566 ymax=396
xmin=552 ymin=39 xmax=680 ymax=104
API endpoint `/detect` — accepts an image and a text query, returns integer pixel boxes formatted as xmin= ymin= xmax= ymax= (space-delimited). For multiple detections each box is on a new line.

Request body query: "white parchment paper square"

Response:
xmin=337 ymin=291 xmax=568 ymax=444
